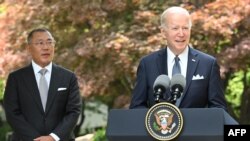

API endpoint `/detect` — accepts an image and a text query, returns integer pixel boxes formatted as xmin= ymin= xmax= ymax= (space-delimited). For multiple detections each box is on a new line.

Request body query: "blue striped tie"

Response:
xmin=172 ymin=56 xmax=181 ymax=76
xmin=172 ymin=56 xmax=182 ymax=107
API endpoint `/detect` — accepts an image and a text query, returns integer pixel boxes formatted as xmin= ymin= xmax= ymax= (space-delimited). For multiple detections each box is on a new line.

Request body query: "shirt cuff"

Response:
xmin=50 ymin=133 xmax=60 ymax=141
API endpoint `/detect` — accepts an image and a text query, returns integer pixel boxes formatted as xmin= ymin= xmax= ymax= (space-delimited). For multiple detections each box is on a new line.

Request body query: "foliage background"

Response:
xmin=0 ymin=0 xmax=250 ymax=140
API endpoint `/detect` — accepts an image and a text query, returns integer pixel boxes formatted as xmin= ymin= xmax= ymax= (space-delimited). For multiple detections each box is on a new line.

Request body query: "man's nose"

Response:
xmin=178 ymin=28 xmax=185 ymax=36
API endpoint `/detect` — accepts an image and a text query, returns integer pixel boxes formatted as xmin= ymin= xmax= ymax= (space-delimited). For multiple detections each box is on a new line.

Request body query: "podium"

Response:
xmin=106 ymin=108 xmax=238 ymax=141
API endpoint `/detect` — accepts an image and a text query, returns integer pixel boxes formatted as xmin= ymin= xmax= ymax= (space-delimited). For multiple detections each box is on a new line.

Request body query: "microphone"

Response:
xmin=153 ymin=75 xmax=170 ymax=103
xmin=169 ymin=74 xmax=186 ymax=104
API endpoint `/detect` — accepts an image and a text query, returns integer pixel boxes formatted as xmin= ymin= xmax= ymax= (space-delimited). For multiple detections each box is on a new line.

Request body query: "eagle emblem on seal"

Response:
xmin=154 ymin=109 xmax=176 ymax=134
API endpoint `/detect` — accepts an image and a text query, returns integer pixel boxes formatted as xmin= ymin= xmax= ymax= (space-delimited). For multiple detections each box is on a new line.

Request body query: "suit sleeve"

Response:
xmin=207 ymin=59 xmax=227 ymax=110
xmin=52 ymin=73 xmax=82 ymax=139
xmin=3 ymin=73 xmax=41 ymax=139
xmin=129 ymin=59 xmax=148 ymax=109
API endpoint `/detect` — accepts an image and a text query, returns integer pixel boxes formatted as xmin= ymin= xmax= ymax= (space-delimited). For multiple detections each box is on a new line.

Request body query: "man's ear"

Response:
xmin=26 ymin=43 xmax=31 ymax=53
xmin=54 ymin=46 xmax=57 ymax=51
xmin=160 ymin=26 xmax=167 ymax=39
xmin=26 ymin=44 xmax=29 ymax=50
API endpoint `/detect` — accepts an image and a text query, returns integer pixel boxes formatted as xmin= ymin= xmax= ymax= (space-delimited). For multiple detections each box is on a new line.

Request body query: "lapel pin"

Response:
xmin=192 ymin=59 xmax=196 ymax=62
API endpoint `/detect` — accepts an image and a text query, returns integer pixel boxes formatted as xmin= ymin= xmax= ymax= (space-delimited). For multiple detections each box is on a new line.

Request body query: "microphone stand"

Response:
xmin=168 ymin=88 xmax=181 ymax=105
xmin=154 ymin=89 xmax=162 ymax=103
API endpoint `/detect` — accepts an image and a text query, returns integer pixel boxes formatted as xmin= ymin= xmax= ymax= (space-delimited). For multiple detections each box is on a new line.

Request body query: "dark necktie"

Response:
xmin=172 ymin=56 xmax=181 ymax=76
xmin=172 ymin=56 xmax=182 ymax=107
xmin=39 ymin=68 xmax=48 ymax=111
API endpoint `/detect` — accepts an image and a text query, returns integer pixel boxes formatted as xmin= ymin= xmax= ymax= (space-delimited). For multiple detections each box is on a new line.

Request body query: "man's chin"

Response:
xmin=174 ymin=45 xmax=187 ymax=50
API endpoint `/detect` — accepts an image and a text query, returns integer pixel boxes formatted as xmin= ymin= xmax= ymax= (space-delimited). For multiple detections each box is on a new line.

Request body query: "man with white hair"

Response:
xmin=130 ymin=6 xmax=227 ymax=110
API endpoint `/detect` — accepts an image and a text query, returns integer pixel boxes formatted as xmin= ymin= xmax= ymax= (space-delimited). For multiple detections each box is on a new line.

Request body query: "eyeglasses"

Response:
xmin=30 ymin=41 xmax=56 ymax=47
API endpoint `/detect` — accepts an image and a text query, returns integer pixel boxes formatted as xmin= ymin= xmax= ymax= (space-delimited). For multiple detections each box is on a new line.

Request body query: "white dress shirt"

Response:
xmin=32 ymin=60 xmax=52 ymax=88
xmin=31 ymin=60 xmax=60 ymax=141
xmin=167 ymin=47 xmax=189 ymax=79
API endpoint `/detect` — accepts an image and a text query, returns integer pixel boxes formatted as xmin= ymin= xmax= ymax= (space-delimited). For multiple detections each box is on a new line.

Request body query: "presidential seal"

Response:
xmin=145 ymin=102 xmax=183 ymax=141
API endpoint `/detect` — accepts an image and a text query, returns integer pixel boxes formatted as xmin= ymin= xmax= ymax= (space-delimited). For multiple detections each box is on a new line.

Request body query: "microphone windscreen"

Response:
xmin=153 ymin=75 xmax=170 ymax=91
xmin=170 ymin=74 xmax=186 ymax=89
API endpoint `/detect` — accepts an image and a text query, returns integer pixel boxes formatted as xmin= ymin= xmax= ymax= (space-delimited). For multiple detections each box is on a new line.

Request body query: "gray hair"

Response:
xmin=160 ymin=6 xmax=192 ymax=28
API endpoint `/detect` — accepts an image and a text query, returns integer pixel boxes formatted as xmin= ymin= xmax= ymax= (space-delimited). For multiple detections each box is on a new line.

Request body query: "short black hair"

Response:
xmin=27 ymin=28 xmax=52 ymax=44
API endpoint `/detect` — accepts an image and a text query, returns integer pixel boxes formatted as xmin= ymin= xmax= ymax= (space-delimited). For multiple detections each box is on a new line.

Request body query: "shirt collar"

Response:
xmin=32 ymin=60 xmax=52 ymax=74
xmin=167 ymin=46 xmax=189 ymax=63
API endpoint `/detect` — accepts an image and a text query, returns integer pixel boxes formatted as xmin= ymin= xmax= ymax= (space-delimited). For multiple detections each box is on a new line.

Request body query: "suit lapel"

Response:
xmin=156 ymin=48 xmax=168 ymax=75
xmin=156 ymin=48 xmax=170 ymax=100
xmin=183 ymin=47 xmax=199 ymax=97
xmin=23 ymin=64 xmax=44 ymax=113
xmin=45 ymin=64 xmax=60 ymax=114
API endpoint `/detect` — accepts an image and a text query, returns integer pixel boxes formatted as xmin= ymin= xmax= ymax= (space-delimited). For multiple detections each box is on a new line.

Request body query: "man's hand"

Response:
xmin=34 ymin=135 xmax=55 ymax=141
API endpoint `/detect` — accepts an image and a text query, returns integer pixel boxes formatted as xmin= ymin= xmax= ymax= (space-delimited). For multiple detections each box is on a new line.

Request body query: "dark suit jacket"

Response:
xmin=4 ymin=63 xmax=82 ymax=141
xmin=129 ymin=47 xmax=227 ymax=110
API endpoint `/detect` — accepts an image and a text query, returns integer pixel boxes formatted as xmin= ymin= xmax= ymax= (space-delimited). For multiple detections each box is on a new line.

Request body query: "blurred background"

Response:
xmin=0 ymin=0 xmax=249 ymax=140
